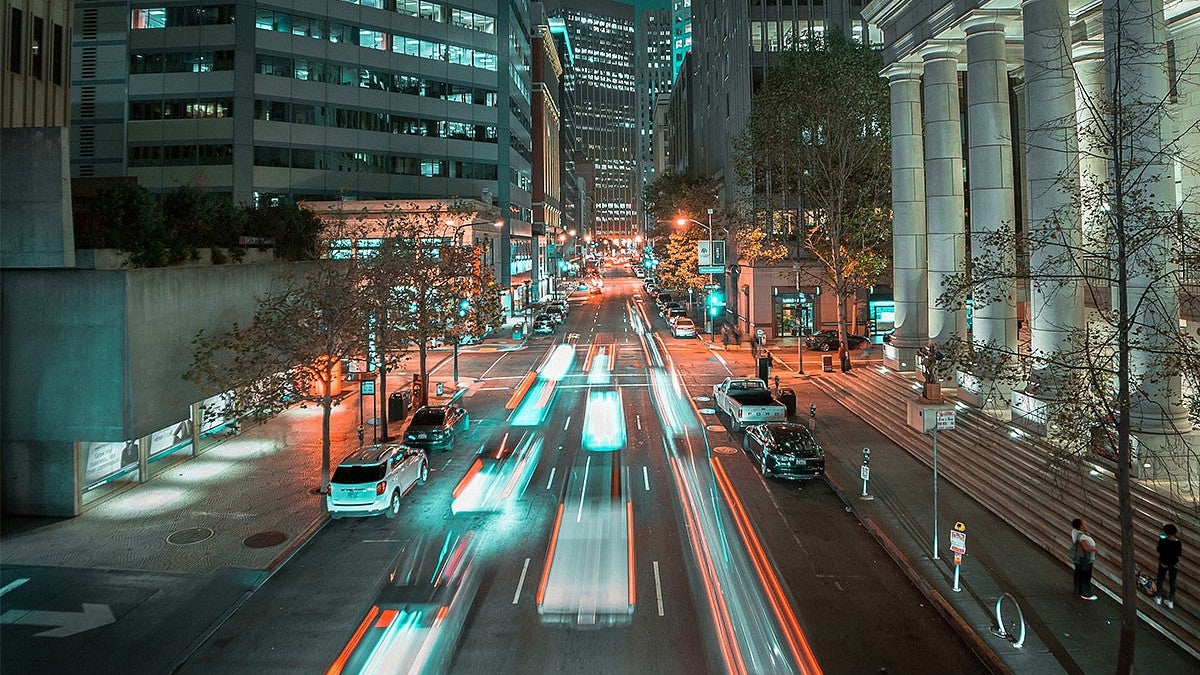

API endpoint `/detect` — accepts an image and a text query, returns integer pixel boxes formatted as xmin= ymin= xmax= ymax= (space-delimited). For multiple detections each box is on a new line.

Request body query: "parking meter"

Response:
xmin=809 ymin=403 xmax=817 ymax=418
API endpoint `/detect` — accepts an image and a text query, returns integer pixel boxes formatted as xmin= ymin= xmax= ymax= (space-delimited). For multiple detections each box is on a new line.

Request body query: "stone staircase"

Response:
xmin=814 ymin=368 xmax=1200 ymax=656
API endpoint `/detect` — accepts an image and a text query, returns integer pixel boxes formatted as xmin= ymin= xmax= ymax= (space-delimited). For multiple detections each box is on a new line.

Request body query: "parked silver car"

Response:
xmin=327 ymin=444 xmax=428 ymax=519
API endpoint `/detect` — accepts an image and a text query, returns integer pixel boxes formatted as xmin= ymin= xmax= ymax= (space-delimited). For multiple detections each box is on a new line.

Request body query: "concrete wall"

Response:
xmin=0 ymin=127 xmax=75 ymax=268
xmin=1 ymin=260 xmax=321 ymax=515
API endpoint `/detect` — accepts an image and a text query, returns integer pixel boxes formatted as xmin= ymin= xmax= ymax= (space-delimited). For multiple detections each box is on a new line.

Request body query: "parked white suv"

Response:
xmin=327 ymin=444 xmax=428 ymax=519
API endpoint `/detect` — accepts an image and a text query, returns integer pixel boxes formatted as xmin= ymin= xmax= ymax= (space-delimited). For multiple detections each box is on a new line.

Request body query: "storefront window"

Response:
xmin=775 ymin=294 xmax=813 ymax=337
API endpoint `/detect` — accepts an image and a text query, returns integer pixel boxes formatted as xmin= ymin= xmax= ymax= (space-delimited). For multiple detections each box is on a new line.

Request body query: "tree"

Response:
xmin=185 ymin=262 xmax=366 ymax=493
xmin=939 ymin=9 xmax=1200 ymax=669
xmin=737 ymin=227 xmax=791 ymax=265
xmin=654 ymin=229 xmax=706 ymax=299
xmin=86 ymin=182 xmax=186 ymax=267
xmin=737 ymin=29 xmax=892 ymax=365
xmin=163 ymin=184 xmax=248 ymax=258
xmin=358 ymin=203 xmax=495 ymax=433
xmin=246 ymin=200 xmax=325 ymax=261
xmin=643 ymin=173 xmax=720 ymax=238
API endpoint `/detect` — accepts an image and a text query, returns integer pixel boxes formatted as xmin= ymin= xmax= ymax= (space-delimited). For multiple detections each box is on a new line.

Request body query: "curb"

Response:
xmin=825 ymin=469 xmax=1011 ymax=675
xmin=266 ymin=510 xmax=330 ymax=574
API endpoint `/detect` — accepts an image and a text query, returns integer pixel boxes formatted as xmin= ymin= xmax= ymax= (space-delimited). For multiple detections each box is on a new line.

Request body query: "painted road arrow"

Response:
xmin=0 ymin=603 xmax=115 ymax=637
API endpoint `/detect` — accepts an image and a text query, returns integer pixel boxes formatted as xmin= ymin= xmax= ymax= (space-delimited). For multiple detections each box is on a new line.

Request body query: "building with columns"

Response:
xmin=863 ymin=0 xmax=1199 ymax=447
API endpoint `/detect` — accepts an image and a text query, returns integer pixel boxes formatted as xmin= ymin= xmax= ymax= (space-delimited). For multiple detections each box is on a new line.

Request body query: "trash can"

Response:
xmin=777 ymin=387 xmax=796 ymax=417
xmin=822 ymin=355 xmax=834 ymax=372
xmin=757 ymin=356 xmax=772 ymax=382
xmin=388 ymin=391 xmax=410 ymax=422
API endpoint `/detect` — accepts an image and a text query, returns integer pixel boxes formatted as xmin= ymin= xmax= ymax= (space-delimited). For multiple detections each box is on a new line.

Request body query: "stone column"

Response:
xmin=921 ymin=47 xmax=967 ymax=350
xmin=1015 ymin=0 xmax=1083 ymax=429
xmin=1073 ymin=39 xmax=1108 ymax=254
xmin=883 ymin=63 xmax=928 ymax=372
xmin=1103 ymin=0 xmax=1188 ymax=433
xmin=962 ymin=17 xmax=1019 ymax=416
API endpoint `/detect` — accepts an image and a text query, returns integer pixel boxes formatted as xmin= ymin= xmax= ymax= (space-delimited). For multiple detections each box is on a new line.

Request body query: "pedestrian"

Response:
xmin=356 ymin=424 xmax=365 ymax=444
xmin=1155 ymin=523 xmax=1182 ymax=609
xmin=1071 ymin=518 xmax=1099 ymax=600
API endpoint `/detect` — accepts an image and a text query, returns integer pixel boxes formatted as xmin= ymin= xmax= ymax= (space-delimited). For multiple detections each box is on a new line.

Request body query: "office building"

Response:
xmin=544 ymin=0 xmax=636 ymax=239
xmin=671 ymin=0 xmax=691 ymax=82
xmin=636 ymin=6 xmax=673 ymax=236
xmin=70 ymin=0 xmax=534 ymax=288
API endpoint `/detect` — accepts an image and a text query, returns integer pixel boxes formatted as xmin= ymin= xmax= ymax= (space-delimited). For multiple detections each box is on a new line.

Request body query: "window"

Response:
xmin=132 ymin=8 xmax=166 ymax=29
xmin=52 ymin=24 xmax=63 ymax=84
xmin=9 ymin=8 xmax=22 ymax=73
xmin=30 ymin=16 xmax=44 ymax=78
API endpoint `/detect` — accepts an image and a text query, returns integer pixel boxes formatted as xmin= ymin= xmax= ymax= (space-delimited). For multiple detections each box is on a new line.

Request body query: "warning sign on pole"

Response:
xmin=949 ymin=522 xmax=967 ymax=555
xmin=936 ymin=409 xmax=956 ymax=430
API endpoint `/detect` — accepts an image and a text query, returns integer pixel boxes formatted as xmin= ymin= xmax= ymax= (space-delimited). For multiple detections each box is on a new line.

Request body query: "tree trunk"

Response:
xmin=418 ymin=342 xmax=429 ymax=408
xmin=320 ymin=387 xmax=332 ymax=494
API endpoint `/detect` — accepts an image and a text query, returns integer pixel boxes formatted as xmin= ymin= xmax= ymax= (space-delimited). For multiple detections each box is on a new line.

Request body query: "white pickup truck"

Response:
xmin=712 ymin=378 xmax=787 ymax=430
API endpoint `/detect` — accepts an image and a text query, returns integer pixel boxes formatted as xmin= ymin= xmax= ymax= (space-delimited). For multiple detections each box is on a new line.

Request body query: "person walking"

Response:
xmin=1155 ymin=523 xmax=1182 ymax=609
xmin=1072 ymin=518 xmax=1099 ymax=600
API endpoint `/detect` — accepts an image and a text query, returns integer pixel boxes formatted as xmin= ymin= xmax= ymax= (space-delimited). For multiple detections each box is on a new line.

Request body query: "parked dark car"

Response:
xmin=804 ymin=330 xmax=869 ymax=352
xmin=659 ymin=301 xmax=682 ymax=318
xmin=741 ymin=422 xmax=825 ymax=479
xmin=532 ymin=313 xmax=557 ymax=333
xmin=404 ymin=404 xmax=469 ymax=450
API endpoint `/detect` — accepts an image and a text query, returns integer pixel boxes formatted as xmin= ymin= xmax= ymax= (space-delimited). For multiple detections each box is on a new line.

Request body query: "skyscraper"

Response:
xmin=636 ymin=6 xmax=673 ymax=234
xmin=671 ymin=0 xmax=691 ymax=82
xmin=544 ymin=0 xmax=636 ymax=239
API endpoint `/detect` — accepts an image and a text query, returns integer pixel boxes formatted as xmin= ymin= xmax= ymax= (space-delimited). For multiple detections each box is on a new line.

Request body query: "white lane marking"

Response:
xmin=564 ymin=415 xmax=571 ymax=431
xmin=577 ymin=455 xmax=592 ymax=523
xmin=653 ymin=561 xmax=665 ymax=616
xmin=513 ymin=558 xmax=531 ymax=604
xmin=546 ymin=466 xmax=556 ymax=490
xmin=643 ymin=465 xmax=650 ymax=491
xmin=636 ymin=414 xmax=642 ymax=430
xmin=441 ymin=458 xmax=454 ymax=470
xmin=0 ymin=578 xmax=29 ymax=596
xmin=362 ymin=539 xmax=403 ymax=543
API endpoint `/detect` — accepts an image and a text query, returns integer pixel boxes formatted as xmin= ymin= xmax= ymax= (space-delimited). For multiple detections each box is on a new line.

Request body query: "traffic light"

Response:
xmin=458 ymin=298 xmax=471 ymax=317
xmin=706 ymin=290 xmax=726 ymax=318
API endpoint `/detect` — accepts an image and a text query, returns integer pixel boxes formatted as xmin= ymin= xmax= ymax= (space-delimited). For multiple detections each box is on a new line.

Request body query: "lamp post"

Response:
xmin=677 ymin=209 xmax=719 ymax=338
xmin=444 ymin=217 xmax=502 ymax=385
xmin=794 ymin=265 xmax=805 ymax=375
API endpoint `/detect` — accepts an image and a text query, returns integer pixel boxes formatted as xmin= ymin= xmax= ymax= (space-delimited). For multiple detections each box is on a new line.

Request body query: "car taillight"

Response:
xmin=376 ymin=481 xmax=386 ymax=495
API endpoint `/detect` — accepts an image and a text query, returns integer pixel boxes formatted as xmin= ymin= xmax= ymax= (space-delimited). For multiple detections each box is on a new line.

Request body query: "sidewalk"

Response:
xmin=713 ymin=339 xmax=1200 ymax=673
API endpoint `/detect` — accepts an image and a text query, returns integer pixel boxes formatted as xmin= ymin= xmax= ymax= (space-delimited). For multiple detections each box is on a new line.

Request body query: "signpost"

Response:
xmin=950 ymin=522 xmax=967 ymax=592
xmin=860 ymin=447 xmax=873 ymax=499
xmin=359 ymin=375 xmax=378 ymax=443
xmin=931 ymin=409 xmax=955 ymax=560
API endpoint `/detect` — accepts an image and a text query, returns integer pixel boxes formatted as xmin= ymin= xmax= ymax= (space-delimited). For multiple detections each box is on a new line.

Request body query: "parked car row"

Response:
xmin=327 ymin=402 xmax=470 ymax=519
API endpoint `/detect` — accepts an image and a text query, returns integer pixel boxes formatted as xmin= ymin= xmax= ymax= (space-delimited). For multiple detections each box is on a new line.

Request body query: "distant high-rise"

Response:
xmin=544 ymin=0 xmax=636 ymax=239
xmin=690 ymin=1 xmax=873 ymax=201
xmin=636 ymin=7 xmax=673 ymax=234
xmin=671 ymin=0 xmax=691 ymax=82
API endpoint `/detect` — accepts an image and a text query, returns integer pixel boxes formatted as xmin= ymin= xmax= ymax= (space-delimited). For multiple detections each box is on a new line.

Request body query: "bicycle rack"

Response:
xmin=990 ymin=592 xmax=1026 ymax=648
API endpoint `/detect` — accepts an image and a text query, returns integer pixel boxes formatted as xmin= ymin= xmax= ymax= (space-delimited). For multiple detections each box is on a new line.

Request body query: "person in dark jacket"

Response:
xmin=1155 ymin=523 xmax=1182 ymax=609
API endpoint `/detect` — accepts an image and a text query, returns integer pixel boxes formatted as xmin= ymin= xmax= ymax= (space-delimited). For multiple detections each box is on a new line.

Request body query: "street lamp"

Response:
xmin=677 ymin=208 xmax=719 ymax=338
xmin=444 ymin=217 xmax=501 ymax=385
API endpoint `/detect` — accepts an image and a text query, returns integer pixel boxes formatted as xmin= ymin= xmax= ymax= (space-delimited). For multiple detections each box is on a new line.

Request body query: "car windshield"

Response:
xmin=332 ymin=464 xmax=386 ymax=484
xmin=411 ymin=410 xmax=445 ymax=425
xmin=771 ymin=427 xmax=822 ymax=458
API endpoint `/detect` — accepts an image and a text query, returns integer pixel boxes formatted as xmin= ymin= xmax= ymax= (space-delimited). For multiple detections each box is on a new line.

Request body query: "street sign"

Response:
xmin=697 ymin=241 xmax=713 ymax=266
xmin=360 ymin=380 xmax=376 ymax=396
xmin=711 ymin=240 xmax=726 ymax=265
xmin=936 ymin=409 xmax=956 ymax=430
xmin=698 ymin=265 xmax=725 ymax=275
xmin=860 ymin=465 xmax=870 ymax=481
xmin=949 ymin=522 xmax=967 ymax=554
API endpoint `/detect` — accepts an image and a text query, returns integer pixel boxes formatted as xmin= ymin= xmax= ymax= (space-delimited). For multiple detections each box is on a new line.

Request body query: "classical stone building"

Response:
xmin=863 ymin=0 xmax=1199 ymax=441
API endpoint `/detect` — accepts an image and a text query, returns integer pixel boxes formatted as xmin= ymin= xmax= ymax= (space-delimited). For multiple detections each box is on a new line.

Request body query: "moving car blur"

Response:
xmin=327 ymin=532 xmax=481 ymax=675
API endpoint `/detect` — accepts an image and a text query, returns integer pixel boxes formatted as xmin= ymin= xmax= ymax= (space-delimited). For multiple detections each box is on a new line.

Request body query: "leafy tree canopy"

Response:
xmin=643 ymin=173 xmax=720 ymax=239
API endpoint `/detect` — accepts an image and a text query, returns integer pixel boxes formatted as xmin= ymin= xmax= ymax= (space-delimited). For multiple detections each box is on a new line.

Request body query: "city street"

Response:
xmin=173 ymin=270 xmax=985 ymax=674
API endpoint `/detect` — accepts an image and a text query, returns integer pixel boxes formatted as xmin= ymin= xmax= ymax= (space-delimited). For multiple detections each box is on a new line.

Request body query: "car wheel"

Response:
xmin=385 ymin=489 xmax=401 ymax=519
xmin=419 ymin=462 xmax=429 ymax=484
xmin=822 ymin=343 xmax=834 ymax=352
